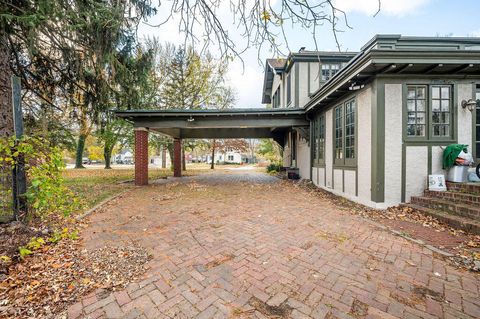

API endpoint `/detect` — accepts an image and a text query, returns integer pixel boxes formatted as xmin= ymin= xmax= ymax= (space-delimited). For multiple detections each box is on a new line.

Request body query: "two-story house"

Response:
xmin=262 ymin=35 xmax=480 ymax=209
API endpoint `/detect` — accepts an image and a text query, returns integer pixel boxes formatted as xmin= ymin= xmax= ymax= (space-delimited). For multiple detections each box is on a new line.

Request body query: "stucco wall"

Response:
xmin=309 ymin=62 xmax=320 ymax=95
xmin=297 ymin=135 xmax=311 ymax=179
xmin=298 ymin=62 xmax=310 ymax=108
xmin=431 ymin=146 xmax=444 ymax=175
xmin=344 ymin=170 xmax=356 ymax=196
xmin=333 ymin=169 xmax=343 ymax=192
xmin=384 ymin=84 xmax=403 ymax=206
xmin=357 ymin=86 xmax=372 ymax=203
xmin=457 ymin=83 xmax=473 ymax=145
xmin=405 ymin=146 xmax=428 ymax=202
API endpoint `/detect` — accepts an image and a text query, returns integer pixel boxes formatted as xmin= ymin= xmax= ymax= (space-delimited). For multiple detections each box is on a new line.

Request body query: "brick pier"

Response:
xmin=134 ymin=129 xmax=149 ymax=186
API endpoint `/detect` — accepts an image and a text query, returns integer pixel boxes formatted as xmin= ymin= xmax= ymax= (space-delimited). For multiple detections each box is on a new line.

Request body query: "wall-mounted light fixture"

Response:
xmin=187 ymin=116 xmax=195 ymax=122
xmin=461 ymin=99 xmax=476 ymax=112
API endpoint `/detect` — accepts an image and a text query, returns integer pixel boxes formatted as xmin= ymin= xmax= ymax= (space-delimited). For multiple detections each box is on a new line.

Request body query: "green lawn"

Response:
xmin=62 ymin=165 xmax=212 ymax=210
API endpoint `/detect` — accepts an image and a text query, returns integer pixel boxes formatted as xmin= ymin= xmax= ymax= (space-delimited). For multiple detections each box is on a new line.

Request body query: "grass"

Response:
xmin=62 ymin=164 xmax=213 ymax=210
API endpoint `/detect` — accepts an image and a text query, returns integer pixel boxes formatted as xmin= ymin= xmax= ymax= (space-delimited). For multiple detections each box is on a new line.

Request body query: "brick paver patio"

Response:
xmin=70 ymin=169 xmax=480 ymax=318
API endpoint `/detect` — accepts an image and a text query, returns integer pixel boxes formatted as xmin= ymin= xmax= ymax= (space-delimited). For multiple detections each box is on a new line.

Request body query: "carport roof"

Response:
xmin=115 ymin=108 xmax=309 ymax=144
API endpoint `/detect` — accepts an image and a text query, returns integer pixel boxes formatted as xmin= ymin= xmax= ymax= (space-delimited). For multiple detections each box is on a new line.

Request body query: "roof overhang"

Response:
xmin=305 ymin=35 xmax=480 ymax=113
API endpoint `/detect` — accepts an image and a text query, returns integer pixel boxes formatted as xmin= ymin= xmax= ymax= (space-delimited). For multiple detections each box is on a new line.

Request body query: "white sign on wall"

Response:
xmin=428 ymin=174 xmax=447 ymax=192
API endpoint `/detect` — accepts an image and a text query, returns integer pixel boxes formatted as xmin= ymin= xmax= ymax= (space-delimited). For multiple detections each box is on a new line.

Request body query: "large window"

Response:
xmin=407 ymin=86 xmax=426 ymax=137
xmin=406 ymin=85 xmax=452 ymax=139
xmin=312 ymin=113 xmax=325 ymax=165
xmin=334 ymin=105 xmax=343 ymax=160
xmin=345 ymin=100 xmax=355 ymax=159
xmin=334 ymin=99 xmax=356 ymax=166
xmin=431 ymin=86 xmax=451 ymax=137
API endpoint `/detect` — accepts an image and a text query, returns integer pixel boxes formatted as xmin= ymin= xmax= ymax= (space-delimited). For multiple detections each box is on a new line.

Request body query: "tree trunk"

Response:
xmin=161 ymin=145 xmax=166 ymax=168
xmin=75 ymin=134 xmax=87 ymax=168
xmin=104 ymin=145 xmax=113 ymax=169
xmin=0 ymin=35 xmax=13 ymax=137
xmin=167 ymin=143 xmax=174 ymax=170
xmin=210 ymin=139 xmax=215 ymax=169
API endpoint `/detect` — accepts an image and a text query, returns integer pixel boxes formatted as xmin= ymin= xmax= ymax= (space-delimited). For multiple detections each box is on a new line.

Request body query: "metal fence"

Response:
xmin=0 ymin=76 xmax=26 ymax=222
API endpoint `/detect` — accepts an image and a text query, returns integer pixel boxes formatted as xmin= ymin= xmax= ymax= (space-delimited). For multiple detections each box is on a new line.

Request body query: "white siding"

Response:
xmin=384 ymin=84 xmax=403 ymax=206
xmin=357 ymin=87 xmax=372 ymax=203
xmin=405 ymin=146 xmax=428 ymax=202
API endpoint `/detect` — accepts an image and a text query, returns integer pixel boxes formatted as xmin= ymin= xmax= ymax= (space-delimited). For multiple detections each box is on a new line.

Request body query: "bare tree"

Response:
xmin=147 ymin=0 xmax=380 ymax=62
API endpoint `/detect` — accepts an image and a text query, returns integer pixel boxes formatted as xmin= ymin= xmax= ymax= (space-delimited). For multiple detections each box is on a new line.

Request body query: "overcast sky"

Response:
xmin=137 ymin=0 xmax=480 ymax=109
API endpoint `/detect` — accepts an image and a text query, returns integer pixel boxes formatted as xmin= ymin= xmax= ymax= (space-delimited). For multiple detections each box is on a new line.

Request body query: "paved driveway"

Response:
xmin=71 ymin=170 xmax=480 ymax=319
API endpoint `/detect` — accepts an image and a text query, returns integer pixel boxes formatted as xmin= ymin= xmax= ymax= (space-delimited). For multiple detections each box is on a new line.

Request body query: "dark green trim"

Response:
xmin=371 ymin=79 xmax=386 ymax=203
xmin=332 ymin=165 xmax=357 ymax=170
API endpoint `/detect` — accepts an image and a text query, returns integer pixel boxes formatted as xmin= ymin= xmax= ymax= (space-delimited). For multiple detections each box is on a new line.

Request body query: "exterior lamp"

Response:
xmin=187 ymin=116 xmax=195 ymax=122
xmin=461 ymin=99 xmax=476 ymax=112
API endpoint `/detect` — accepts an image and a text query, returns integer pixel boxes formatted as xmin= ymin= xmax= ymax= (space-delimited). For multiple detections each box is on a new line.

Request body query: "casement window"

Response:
xmin=334 ymin=105 xmax=343 ymax=161
xmin=334 ymin=99 xmax=356 ymax=166
xmin=406 ymin=85 xmax=452 ymax=139
xmin=312 ymin=113 xmax=325 ymax=165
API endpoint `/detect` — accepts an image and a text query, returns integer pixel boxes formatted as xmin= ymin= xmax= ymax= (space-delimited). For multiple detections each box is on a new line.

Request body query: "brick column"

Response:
xmin=134 ymin=129 xmax=149 ymax=186
xmin=173 ymin=138 xmax=182 ymax=177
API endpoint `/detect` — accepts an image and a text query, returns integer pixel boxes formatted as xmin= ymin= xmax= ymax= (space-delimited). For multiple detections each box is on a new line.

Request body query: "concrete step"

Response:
xmin=446 ymin=182 xmax=480 ymax=195
xmin=410 ymin=196 xmax=480 ymax=220
xmin=424 ymin=190 xmax=480 ymax=206
xmin=402 ymin=204 xmax=480 ymax=235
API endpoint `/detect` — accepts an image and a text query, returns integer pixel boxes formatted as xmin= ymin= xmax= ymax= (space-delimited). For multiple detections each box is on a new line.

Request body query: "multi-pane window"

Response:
xmin=312 ymin=114 xmax=325 ymax=164
xmin=334 ymin=105 xmax=343 ymax=160
xmin=431 ymin=86 xmax=451 ymax=137
xmin=406 ymin=85 xmax=453 ymax=139
xmin=318 ymin=114 xmax=325 ymax=162
xmin=321 ymin=63 xmax=341 ymax=81
xmin=345 ymin=100 xmax=356 ymax=159
xmin=334 ymin=99 xmax=356 ymax=165
xmin=407 ymin=86 xmax=427 ymax=137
